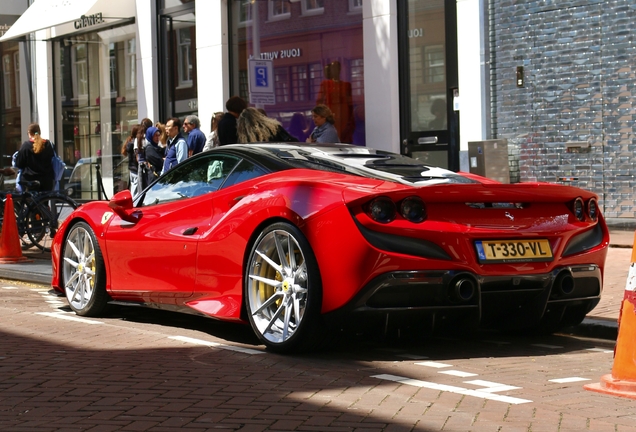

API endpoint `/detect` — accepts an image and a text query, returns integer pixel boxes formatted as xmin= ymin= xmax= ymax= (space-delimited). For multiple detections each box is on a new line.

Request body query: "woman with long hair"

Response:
xmin=307 ymin=104 xmax=339 ymax=143
xmin=14 ymin=123 xmax=56 ymax=191
xmin=122 ymin=124 xmax=140 ymax=196
xmin=237 ymin=107 xmax=298 ymax=143
xmin=203 ymin=112 xmax=224 ymax=151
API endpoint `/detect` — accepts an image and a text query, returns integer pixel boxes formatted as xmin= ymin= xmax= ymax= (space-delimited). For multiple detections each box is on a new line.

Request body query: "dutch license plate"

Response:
xmin=475 ymin=239 xmax=553 ymax=263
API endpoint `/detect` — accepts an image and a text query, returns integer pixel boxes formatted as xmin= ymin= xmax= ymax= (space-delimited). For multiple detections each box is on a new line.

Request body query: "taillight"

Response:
xmin=366 ymin=197 xmax=396 ymax=223
xmin=400 ymin=196 xmax=426 ymax=223
xmin=587 ymin=198 xmax=598 ymax=221
xmin=573 ymin=197 xmax=585 ymax=221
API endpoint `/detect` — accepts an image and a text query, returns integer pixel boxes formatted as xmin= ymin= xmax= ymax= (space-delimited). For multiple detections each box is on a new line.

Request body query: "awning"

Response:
xmin=0 ymin=0 xmax=135 ymax=42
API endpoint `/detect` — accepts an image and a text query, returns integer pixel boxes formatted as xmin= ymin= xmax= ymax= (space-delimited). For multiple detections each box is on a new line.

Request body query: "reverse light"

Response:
xmin=367 ymin=197 xmax=396 ymax=223
xmin=400 ymin=196 xmax=427 ymax=223
xmin=573 ymin=197 xmax=585 ymax=221
xmin=587 ymin=198 xmax=598 ymax=221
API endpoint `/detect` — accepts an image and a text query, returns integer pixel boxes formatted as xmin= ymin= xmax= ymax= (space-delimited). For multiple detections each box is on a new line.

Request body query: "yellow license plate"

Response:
xmin=475 ymin=239 xmax=553 ymax=263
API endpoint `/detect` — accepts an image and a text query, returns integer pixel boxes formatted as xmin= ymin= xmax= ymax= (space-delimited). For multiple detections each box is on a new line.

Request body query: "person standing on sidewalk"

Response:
xmin=183 ymin=115 xmax=206 ymax=157
xmin=218 ymin=96 xmax=248 ymax=146
xmin=162 ymin=117 xmax=188 ymax=175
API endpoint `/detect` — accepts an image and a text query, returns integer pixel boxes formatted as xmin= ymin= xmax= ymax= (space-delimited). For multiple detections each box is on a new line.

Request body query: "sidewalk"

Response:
xmin=0 ymin=228 xmax=632 ymax=340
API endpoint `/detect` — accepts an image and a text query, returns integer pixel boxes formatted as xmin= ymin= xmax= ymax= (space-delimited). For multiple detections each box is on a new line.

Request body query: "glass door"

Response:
xmin=399 ymin=0 xmax=458 ymax=170
xmin=159 ymin=1 xmax=197 ymax=122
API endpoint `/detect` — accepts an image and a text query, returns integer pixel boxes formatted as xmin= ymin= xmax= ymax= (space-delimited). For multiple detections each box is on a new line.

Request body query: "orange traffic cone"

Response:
xmin=0 ymin=194 xmax=32 ymax=263
xmin=585 ymin=231 xmax=636 ymax=399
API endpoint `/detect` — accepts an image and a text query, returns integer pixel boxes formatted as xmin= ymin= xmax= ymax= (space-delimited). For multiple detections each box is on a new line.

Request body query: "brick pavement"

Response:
xmin=2 ymin=283 xmax=636 ymax=431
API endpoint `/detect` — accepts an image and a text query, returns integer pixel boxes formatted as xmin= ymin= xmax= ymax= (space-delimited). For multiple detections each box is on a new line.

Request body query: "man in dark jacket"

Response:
xmin=218 ymin=96 xmax=247 ymax=145
xmin=162 ymin=117 xmax=188 ymax=175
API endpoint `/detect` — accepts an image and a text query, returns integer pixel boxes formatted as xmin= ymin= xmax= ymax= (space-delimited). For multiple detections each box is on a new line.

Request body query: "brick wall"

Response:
xmin=491 ymin=0 xmax=636 ymax=217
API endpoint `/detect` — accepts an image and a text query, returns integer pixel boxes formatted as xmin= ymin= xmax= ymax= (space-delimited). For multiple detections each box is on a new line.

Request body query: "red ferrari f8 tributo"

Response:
xmin=51 ymin=144 xmax=608 ymax=352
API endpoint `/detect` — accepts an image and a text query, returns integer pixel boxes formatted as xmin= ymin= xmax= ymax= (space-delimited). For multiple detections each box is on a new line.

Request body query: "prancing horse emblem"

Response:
xmin=504 ymin=211 xmax=514 ymax=221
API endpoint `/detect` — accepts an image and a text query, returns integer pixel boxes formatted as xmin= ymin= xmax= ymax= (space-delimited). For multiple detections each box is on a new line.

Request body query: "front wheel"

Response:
xmin=245 ymin=222 xmax=323 ymax=353
xmin=62 ymin=222 xmax=109 ymax=316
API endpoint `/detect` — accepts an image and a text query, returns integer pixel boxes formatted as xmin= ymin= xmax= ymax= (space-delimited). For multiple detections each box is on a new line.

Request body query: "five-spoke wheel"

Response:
xmin=62 ymin=222 xmax=108 ymax=316
xmin=245 ymin=222 xmax=322 ymax=352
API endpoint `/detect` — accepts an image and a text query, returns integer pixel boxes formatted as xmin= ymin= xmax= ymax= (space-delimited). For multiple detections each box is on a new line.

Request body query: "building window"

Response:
xmin=13 ymin=51 xmax=20 ymax=107
xmin=2 ymin=54 xmax=11 ymax=109
xmin=239 ymin=0 xmax=253 ymax=24
xmin=275 ymin=67 xmax=289 ymax=103
xmin=291 ymin=65 xmax=308 ymax=102
xmin=126 ymin=38 xmax=136 ymax=90
xmin=109 ymin=43 xmax=117 ymax=96
xmin=72 ymin=44 xmax=89 ymax=98
xmin=425 ymin=45 xmax=445 ymax=83
xmin=269 ymin=0 xmax=290 ymax=20
xmin=239 ymin=69 xmax=249 ymax=100
xmin=350 ymin=58 xmax=364 ymax=96
xmin=177 ymin=28 xmax=193 ymax=87
xmin=349 ymin=0 xmax=363 ymax=13
xmin=302 ymin=0 xmax=325 ymax=16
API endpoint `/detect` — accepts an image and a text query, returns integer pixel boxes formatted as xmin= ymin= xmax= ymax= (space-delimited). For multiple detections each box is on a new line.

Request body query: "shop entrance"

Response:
xmin=398 ymin=0 xmax=459 ymax=171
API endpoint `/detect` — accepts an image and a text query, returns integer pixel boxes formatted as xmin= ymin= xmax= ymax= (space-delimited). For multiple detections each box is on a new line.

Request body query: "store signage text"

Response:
xmin=408 ymin=28 xmax=423 ymax=38
xmin=74 ymin=13 xmax=104 ymax=30
xmin=256 ymin=48 xmax=302 ymax=61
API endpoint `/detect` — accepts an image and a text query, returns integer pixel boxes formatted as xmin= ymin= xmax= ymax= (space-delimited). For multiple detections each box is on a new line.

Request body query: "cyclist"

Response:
xmin=15 ymin=123 xmax=55 ymax=192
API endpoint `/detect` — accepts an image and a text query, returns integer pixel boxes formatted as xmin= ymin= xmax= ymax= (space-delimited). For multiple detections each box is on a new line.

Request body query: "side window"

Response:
xmin=140 ymin=154 xmax=240 ymax=207
xmin=222 ymin=159 xmax=268 ymax=189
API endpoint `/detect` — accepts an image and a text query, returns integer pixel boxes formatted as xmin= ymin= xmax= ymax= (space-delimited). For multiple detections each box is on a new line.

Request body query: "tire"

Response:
xmin=245 ymin=222 xmax=323 ymax=353
xmin=62 ymin=221 xmax=109 ymax=316
xmin=26 ymin=194 xmax=78 ymax=252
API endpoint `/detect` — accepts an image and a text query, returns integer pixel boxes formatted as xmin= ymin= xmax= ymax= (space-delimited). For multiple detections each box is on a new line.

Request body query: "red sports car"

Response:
xmin=51 ymin=144 xmax=608 ymax=352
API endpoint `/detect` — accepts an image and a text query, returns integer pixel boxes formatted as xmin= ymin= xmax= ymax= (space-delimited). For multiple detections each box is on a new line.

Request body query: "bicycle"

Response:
xmin=0 ymin=180 xmax=80 ymax=252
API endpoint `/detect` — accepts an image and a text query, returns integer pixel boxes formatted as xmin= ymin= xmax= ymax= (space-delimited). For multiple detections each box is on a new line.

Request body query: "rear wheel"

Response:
xmin=245 ymin=222 xmax=323 ymax=353
xmin=26 ymin=194 xmax=78 ymax=252
xmin=62 ymin=222 xmax=108 ymax=316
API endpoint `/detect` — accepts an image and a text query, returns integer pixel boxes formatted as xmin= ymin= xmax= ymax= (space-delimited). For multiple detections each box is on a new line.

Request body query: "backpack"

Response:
xmin=50 ymin=141 xmax=65 ymax=183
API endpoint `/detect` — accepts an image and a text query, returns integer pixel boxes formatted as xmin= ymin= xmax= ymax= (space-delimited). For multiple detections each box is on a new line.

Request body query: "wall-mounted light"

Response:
xmin=516 ymin=66 xmax=524 ymax=88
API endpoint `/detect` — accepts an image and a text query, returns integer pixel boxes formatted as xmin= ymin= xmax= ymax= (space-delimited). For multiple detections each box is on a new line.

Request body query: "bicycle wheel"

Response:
xmin=25 ymin=194 xmax=79 ymax=252
xmin=0 ymin=194 xmax=34 ymax=250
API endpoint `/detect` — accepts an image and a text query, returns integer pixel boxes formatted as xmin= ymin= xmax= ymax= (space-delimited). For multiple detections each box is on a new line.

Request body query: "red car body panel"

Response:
xmin=51 ymin=145 xmax=608 ymax=332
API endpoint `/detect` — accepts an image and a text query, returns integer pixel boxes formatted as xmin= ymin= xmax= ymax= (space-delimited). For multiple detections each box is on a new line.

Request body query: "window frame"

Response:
xmin=349 ymin=0 xmax=363 ymax=13
xmin=268 ymin=0 xmax=291 ymax=21
xmin=177 ymin=27 xmax=193 ymax=88
xmin=2 ymin=54 xmax=11 ymax=109
xmin=13 ymin=51 xmax=20 ymax=107
xmin=301 ymin=0 xmax=325 ymax=16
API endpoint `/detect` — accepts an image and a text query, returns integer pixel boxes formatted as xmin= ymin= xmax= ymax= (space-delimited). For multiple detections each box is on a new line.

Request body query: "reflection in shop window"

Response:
xmin=126 ymin=39 xmax=136 ymax=90
xmin=309 ymin=63 xmax=322 ymax=102
xmin=59 ymin=47 xmax=66 ymax=102
xmin=239 ymin=0 xmax=253 ymax=24
xmin=350 ymin=58 xmax=364 ymax=97
xmin=269 ymin=0 xmax=290 ymax=20
xmin=349 ymin=0 xmax=363 ymax=12
xmin=239 ymin=69 xmax=249 ymax=101
xmin=275 ymin=67 xmax=290 ymax=103
xmin=302 ymin=0 xmax=325 ymax=15
xmin=73 ymin=44 xmax=89 ymax=98
xmin=13 ymin=52 xmax=19 ymax=107
xmin=2 ymin=55 xmax=11 ymax=109
xmin=291 ymin=65 xmax=308 ymax=102
xmin=425 ymin=45 xmax=445 ymax=83
xmin=178 ymin=28 xmax=193 ymax=87
xmin=109 ymin=43 xmax=117 ymax=96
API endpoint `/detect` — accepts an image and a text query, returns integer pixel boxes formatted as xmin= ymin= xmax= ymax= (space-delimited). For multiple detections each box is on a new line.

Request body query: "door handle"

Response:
xmin=183 ymin=227 xmax=198 ymax=236
xmin=229 ymin=195 xmax=245 ymax=208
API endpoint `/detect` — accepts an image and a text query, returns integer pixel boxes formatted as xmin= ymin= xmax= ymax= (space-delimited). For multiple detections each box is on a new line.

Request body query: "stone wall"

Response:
xmin=491 ymin=0 xmax=636 ymax=217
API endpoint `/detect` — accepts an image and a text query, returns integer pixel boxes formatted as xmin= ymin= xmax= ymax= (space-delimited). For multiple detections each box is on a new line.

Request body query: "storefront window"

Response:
xmin=55 ymin=24 xmax=138 ymax=200
xmin=0 ymin=39 xmax=22 ymax=171
xmin=230 ymin=0 xmax=365 ymax=145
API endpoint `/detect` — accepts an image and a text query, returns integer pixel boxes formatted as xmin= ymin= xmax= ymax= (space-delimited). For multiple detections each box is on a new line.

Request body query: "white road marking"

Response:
xmin=549 ymin=377 xmax=591 ymax=383
xmin=373 ymin=374 xmax=532 ymax=405
xmin=464 ymin=379 xmax=521 ymax=393
xmin=36 ymin=312 xmax=103 ymax=325
xmin=531 ymin=343 xmax=563 ymax=349
xmin=415 ymin=361 xmax=453 ymax=368
xmin=439 ymin=370 xmax=478 ymax=378
xmin=586 ymin=348 xmax=613 ymax=353
xmin=1 ymin=286 xmax=18 ymax=290
xmin=168 ymin=335 xmax=264 ymax=355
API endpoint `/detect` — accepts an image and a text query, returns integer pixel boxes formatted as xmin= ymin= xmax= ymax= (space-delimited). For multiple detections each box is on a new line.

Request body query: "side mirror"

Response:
xmin=108 ymin=190 xmax=138 ymax=223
